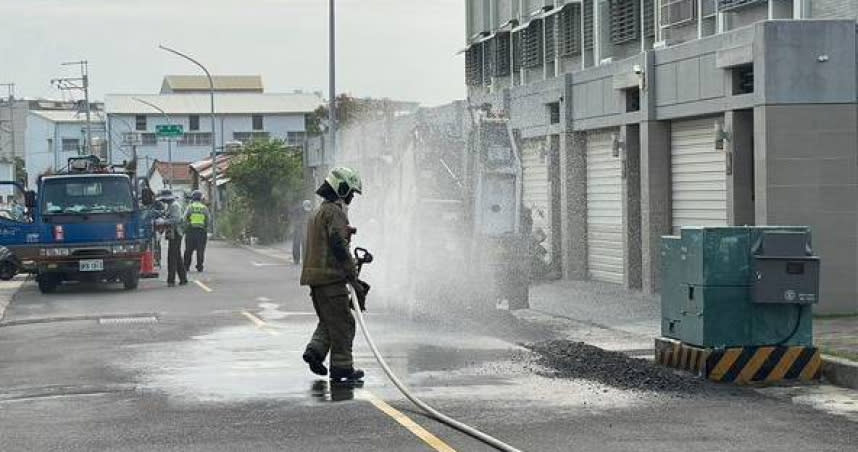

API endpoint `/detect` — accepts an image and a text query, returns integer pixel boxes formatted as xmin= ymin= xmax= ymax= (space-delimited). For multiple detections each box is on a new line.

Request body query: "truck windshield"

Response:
xmin=41 ymin=177 xmax=134 ymax=215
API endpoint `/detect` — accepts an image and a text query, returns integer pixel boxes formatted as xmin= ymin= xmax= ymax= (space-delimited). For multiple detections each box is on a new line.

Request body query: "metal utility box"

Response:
xmin=661 ymin=227 xmax=819 ymax=348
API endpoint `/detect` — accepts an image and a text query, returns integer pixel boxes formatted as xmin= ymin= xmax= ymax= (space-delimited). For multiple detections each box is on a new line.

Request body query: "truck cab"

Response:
xmin=33 ymin=157 xmax=147 ymax=293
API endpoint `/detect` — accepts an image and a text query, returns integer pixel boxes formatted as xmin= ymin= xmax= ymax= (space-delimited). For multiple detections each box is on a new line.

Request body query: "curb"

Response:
xmin=822 ymin=355 xmax=858 ymax=390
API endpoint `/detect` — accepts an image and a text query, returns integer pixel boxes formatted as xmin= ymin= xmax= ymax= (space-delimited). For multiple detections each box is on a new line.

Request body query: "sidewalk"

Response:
xmin=0 ymin=275 xmax=29 ymax=322
xmin=520 ymin=278 xmax=858 ymax=389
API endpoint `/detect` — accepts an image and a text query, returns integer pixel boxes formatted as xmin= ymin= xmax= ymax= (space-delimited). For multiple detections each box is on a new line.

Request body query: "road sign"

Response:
xmin=156 ymin=124 xmax=184 ymax=137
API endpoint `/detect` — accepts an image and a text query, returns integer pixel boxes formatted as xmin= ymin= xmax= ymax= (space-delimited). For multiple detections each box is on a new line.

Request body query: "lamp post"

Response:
xmin=329 ymin=0 xmax=336 ymax=158
xmin=132 ymin=97 xmax=174 ymax=189
xmin=158 ymin=44 xmax=217 ymax=236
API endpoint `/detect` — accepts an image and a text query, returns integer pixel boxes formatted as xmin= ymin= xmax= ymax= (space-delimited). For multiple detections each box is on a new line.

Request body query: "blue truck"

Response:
xmin=4 ymin=156 xmax=151 ymax=293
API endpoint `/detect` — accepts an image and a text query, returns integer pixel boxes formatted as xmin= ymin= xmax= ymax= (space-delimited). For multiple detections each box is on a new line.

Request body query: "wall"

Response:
xmin=24 ymin=115 xmax=107 ymax=189
xmin=811 ymin=0 xmax=858 ymax=19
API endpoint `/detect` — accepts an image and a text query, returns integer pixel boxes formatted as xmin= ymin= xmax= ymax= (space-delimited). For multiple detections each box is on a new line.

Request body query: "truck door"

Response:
xmin=0 ymin=181 xmax=40 ymax=250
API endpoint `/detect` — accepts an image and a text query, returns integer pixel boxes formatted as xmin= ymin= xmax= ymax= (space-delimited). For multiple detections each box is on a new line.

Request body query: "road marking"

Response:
xmin=194 ymin=280 xmax=213 ymax=292
xmin=251 ymin=261 xmax=286 ymax=267
xmin=240 ymin=311 xmax=281 ymax=336
xmin=362 ymin=391 xmax=457 ymax=452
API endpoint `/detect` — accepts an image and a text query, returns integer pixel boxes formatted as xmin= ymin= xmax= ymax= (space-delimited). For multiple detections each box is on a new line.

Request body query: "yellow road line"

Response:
xmin=240 ymin=311 xmax=280 ymax=336
xmin=194 ymin=280 xmax=213 ymax=292
xmin=362 ymin=391 xmax=457 ymax=452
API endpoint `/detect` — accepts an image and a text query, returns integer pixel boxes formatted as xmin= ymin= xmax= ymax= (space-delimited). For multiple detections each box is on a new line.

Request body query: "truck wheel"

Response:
xmin=0 ymin=261 xmax=17 ymax=281
xmin=37 ymin=275 xmax=60 ymax=293
xmin=122 ymin=271 xmax=140 ymax=290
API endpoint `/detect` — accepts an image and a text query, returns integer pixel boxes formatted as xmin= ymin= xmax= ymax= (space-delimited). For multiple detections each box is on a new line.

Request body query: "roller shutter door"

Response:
xmin=586 ymin=131 xmax=624 ymax=283
xmin=521 ymin=138 xmax=552 ymax=260
xmin=670 ymin=118 xmax=727 ymax=231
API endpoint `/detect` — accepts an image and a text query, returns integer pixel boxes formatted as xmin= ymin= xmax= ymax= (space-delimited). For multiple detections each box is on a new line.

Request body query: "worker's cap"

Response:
xmin=156 ymin=189 xmax=175 ymax=201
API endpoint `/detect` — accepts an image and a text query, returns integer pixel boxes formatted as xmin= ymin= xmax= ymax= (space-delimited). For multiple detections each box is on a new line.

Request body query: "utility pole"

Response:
xmin=52 ymin=60 xmax=93 ymax=156
xmin=329 ymin=0 xmax=337 ymax=158
xmin=0 ymin=83 xmax=15 ymax=171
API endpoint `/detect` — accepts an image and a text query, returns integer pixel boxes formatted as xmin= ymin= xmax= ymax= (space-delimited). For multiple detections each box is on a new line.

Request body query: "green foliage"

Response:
xmin=226 ymin=139 xmax=303 ymax=244
xmin=216 ymin=186 xmax=252 ymax=242
xmin=14 ymin=157 xmax=27 ymax=187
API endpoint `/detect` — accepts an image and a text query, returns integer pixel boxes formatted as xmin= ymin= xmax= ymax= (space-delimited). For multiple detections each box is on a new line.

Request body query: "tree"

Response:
xmin=225 ymin=139 xmax=304 ymax=244
xmin=306 ymin=94 xmax=418 ymax=136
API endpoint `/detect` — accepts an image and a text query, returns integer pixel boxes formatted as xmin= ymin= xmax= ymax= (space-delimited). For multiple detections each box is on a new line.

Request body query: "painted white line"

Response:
xmin=194 ymin=280 xmax=213 ymax=293
xmin=251 ymin=261 xmax=286 ymax=267
xmin=240 ymin=311 xmax=280 ymax=336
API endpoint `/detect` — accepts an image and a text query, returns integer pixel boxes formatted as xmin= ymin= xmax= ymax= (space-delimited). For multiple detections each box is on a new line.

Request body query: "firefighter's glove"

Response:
xmin=351 ymin=279 xmax=370 ymax=311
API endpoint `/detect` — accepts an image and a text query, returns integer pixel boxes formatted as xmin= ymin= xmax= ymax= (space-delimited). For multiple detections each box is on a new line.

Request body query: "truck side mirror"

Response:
xmin=25 ymin=190 xmax=37 ymax=209
xmin=141 ymin=188 xmax=155 ymax=206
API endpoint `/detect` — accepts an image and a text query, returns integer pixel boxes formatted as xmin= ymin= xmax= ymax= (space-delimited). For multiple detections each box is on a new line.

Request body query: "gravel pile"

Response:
xmin=525 ymin=339 xmax=706 ymax=393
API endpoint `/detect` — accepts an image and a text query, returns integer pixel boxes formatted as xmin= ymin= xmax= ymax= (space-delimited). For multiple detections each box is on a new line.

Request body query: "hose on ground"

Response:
xmin=350 ymin=292 xmax=524 ymax=452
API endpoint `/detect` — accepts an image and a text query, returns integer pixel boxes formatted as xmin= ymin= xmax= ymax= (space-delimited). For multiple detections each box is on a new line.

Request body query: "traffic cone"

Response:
xmin=140 ymin=248 xmax=159 ymax=278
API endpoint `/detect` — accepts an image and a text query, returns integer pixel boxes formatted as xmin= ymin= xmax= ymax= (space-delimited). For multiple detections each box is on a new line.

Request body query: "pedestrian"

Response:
xmin=300 ymin=167 xmax=369 ymax=383
xmin=183 ymin=190 xmax=210 ymax=272
xmin=291 ymin=199 xmax=312 ymax=265
xmin=155 ymin=189 xmax=188 ymax=287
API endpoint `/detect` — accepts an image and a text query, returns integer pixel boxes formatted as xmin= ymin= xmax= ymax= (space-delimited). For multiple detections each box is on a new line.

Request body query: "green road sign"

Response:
xmin=156 ymin=124 xmax=184 ymax=137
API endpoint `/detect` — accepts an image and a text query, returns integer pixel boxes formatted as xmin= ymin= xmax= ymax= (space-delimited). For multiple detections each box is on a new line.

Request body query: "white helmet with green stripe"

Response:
xmin=325 ymin=166 xmax=363 ymax=199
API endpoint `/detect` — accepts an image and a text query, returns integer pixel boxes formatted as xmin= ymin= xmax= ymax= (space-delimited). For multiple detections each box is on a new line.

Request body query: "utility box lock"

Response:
xmin=751 ymin=231 xmax=820 ymax=305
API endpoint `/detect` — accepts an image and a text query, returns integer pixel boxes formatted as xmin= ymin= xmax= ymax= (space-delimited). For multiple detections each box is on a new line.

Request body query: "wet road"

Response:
xmin=1 ymin=242 xmax=856 ymax=451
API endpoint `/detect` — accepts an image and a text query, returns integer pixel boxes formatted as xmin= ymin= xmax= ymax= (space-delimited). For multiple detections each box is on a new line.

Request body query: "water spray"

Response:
xmin=351 ymin=247 xmax=523 ymax=452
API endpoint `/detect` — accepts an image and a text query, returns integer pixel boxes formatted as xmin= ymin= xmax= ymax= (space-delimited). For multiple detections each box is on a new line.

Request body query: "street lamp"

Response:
xmin=158 ymin=44 xmax=217 ymax=236
xmin=132 ymin=97 xmax=174 ymax=189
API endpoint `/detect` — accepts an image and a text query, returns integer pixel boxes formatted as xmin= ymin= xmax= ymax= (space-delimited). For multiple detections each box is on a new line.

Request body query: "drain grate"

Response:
xmin=98 ymin=316 xmax=158 ymax=325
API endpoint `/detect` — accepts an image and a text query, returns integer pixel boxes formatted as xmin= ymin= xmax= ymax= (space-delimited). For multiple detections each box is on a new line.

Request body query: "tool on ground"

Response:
xmin=349 ymin=246 xmax=523 ymax=452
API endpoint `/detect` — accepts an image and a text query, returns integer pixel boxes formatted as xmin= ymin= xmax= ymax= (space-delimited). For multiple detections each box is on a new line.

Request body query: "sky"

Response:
xmin=0 ymin=0 xmax=466 ymax=106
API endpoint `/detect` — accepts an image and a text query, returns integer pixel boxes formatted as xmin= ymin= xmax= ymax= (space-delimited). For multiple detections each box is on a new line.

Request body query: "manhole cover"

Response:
xmin=98 ymin=316 xmax=158 ymax=325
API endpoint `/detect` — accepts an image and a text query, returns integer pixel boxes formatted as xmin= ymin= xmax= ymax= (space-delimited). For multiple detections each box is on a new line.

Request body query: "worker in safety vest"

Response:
xmin=300 ymin=167 xmax=369 ymax=383
xmin=183 ymin=190 xmax=210 ymax=273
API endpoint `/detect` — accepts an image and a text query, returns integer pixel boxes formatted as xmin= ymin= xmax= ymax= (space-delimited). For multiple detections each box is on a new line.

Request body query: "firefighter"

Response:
xmin=155 ymin=190 xmax=187 ymax=287
xmin=183 ymin=190 xmax=210 ymax=272
xmin=300 ymin=167 xmax=368 ymax=382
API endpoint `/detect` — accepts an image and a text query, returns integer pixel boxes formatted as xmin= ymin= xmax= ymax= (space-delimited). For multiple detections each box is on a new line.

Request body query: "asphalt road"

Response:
xmin=1 ymin=241 xmax=856 ymax=451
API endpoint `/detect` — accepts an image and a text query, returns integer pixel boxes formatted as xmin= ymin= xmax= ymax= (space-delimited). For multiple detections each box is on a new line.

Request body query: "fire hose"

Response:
xmin=350 ymin=247 xmax=523 ymax=452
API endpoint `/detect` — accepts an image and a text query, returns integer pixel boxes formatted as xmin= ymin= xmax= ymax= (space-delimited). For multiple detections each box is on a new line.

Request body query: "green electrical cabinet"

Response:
xmin=661 ymin=227 xmax=819 ymax=348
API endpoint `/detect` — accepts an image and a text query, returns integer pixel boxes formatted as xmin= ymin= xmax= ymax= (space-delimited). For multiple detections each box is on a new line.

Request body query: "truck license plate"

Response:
xmin=79 ymin=259 xmax=104 ymax=272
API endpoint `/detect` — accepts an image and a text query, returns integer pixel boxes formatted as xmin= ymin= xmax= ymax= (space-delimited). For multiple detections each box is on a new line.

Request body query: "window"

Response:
xmin=252 ymin=115 xmax=264 ymax=130
xmin=178 ymin=132 xmax=213 ymax=147
xmin=61 ymin=138 xmax=80 ymax=153
xmin=189 ymin=115 xmax=200 ymax=131
xmin=582 ymin=0 xmax=594 ymax=49
xmin=544 ymin=15 xmax=556 ymax=62
xmin=286 ymin=131 xmax=307 ymax=146
xmin=625 ymin=87 xmax=641 ymax=112
xmin=135 ymin=115 xmax=147 ymax=131
xmin=660 ymin=0 xmax=695 ymax=28
xmin=547 ymin=103 xmax=560 ymax=124
xmin=559 ymin=3 xmax=582 ymax=56
xmin=233 ymin=131 xmax=270 ymax=143
xmin=482 ymin=39 xmax=494 ymax=85
xmin=732 ymin=64 xmax=754 ymax=95
xmin=512 ymin=31 xmax=522 ymax=73
xmin=41 ymin=176 xmax=133 ymax=215
xmin=141 ymin=133 xmax=157 ymax=146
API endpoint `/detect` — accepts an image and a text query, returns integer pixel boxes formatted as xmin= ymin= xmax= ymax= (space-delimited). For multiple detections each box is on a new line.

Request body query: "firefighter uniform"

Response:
xmin=183 ymin=197 xmax=210 ymax=272
xmin=300 ymin=200 xmax=359 ymax=371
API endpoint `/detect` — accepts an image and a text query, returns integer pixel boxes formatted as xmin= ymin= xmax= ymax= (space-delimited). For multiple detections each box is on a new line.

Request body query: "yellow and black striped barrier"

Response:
xmin=655 ymin=337 xmax=822 ymax=384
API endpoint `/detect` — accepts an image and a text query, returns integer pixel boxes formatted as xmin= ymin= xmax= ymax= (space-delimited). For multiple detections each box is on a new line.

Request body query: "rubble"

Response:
xmin=524 ymin=339 xmax=708 ymax=394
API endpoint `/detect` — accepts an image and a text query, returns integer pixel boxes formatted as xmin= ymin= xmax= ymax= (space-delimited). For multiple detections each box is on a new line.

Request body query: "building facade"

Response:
xmin=464 ymin=0 xmax=858 ymax=313
xmin=24 ymin=108 xmax=107 ymax=188
xmin=105 ymin=77 xmax=322 ymax=175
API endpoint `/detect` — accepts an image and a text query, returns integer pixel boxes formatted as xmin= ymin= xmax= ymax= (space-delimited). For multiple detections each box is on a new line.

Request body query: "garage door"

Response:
xmin=521 ymin=138 xmax=552 ymax=260
xmin=586 ymin=131 xmax=624 ymax=284
xmin=671 ymin=118 xmax=727 ymax=231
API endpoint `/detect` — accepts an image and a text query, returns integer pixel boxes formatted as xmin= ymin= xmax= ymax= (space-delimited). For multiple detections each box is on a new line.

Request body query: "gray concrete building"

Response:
xmin=464 ymin=0 xmax=858 ymax=313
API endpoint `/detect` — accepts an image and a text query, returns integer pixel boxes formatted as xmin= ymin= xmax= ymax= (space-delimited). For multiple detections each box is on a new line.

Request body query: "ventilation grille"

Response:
xmin=482 ymin=39 xmax=494 ymax=85
xmin=494 ymin=32 xmax=511 ymax=77
xmin=465 ymin=44 xmax=483 ymax=86
xmin=610 ymin=0 xmax=640 ymax=45
xmin=544 ymin=15 xmax=556 ymax=61
xmin=558 ymin=4 xmax=582 ymax=56
xmin=717 ymin=0 xmax=766 ymax=12
xmin=583 ymin=0 xmax=595 ymax=49
xmin=522 ymin=19 xmax=544 ymax=69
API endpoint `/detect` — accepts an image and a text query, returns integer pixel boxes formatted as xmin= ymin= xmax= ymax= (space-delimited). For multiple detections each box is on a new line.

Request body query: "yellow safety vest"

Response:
xmin=188 ymin=202 xmax=207 ymax=228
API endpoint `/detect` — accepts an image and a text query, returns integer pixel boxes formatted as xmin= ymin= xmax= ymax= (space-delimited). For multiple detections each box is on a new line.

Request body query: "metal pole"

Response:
xmin=132 ymin=97 xmax=174 ymax=189
xmin=1 ymin=83 xmax=15 ymax=176
xmin=329 ymin=0 xmax=336 ymax=158
xmin=159 ymin=45 xmax=217 ymax=236
xmin=83 ymin=65 xmax=92 ymax=156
